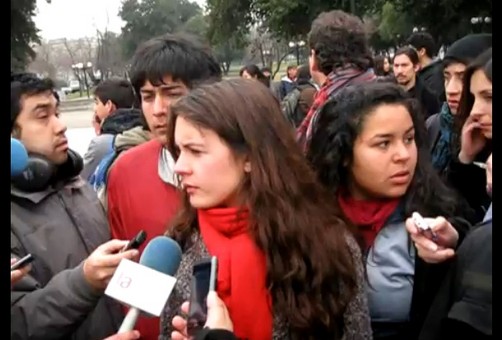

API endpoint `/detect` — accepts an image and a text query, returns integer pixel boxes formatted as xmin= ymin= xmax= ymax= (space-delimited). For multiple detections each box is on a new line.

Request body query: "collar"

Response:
xmin=11 ymin=176 xmax=86 ymax=204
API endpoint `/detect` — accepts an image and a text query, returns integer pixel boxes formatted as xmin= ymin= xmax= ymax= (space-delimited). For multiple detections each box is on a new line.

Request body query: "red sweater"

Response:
xmin=107 ymin=139 xmax=180 ymax=340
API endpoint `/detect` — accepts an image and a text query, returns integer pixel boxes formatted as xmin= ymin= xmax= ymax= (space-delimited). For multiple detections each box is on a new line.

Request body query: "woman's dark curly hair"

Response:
xmin=307 ymin=82 xmax=464 ymax=219
xmin=308 ymin=10 xmax=372 ymax=75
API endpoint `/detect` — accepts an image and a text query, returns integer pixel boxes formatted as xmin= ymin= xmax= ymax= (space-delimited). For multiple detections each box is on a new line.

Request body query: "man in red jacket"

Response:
xmin=106 ymin=33 xmax=222 ymax=340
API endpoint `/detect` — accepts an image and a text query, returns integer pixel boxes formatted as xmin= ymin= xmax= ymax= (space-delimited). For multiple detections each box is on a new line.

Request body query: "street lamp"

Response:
xmin=289 ymin=40 xmax=305 ymax=65
xmin=471 ymin=16 xmax=491 ymax=32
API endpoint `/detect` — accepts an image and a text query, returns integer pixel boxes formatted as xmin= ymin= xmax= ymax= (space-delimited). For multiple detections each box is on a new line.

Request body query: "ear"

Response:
xmin=310 ymin=49 xmax=319 ymax=72
xmin=105 ymin=100 xmax=116 ymax=114
xmin=418 ymin=48 xmax=426 ymax=57
xmin=414 ymin=63 xmax=421 ymax=72
xmin=244 ymin=161 xmax=251 ymax=173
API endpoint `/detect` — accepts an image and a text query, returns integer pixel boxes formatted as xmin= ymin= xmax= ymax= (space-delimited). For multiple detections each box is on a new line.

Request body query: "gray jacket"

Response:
xmin=82 ymin=133 xmax=114 ymax=180
xmin=11 ymin=176 xmax=123 ymax=340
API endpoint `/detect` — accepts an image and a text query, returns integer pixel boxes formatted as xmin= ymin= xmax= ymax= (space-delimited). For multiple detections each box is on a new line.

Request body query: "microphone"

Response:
xmin=11 ymin=138 xmax=28 ymax=177
xmin=116 ymin=236 xmax=183 ymax=333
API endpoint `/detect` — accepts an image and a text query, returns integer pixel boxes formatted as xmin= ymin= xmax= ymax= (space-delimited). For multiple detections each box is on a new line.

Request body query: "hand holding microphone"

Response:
xmin=83 ymin=240 xmax=139 ymax=290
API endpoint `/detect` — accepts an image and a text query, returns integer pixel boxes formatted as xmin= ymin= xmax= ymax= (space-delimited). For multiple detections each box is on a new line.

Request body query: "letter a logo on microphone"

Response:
xmin=105 ymin=259 xmax=177 ymax=316
xmin=118 ymin=273 xmax=132 ymax=289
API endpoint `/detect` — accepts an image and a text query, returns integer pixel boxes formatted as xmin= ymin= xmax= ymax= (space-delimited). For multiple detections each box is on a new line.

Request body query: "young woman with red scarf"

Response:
xmin=159 ymin=78 xmax=373 ymax=340
xmin=307 ymin=82 xmax=471 ymax=340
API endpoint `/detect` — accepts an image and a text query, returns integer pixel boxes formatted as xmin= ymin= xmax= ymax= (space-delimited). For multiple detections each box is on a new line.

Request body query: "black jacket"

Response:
xmin=419 ymin=221 xmax=492 ymax=340
xmin=418 ymin=60 xmax=445 ymax=103
xmin=408 ymin=78 xmax=441 ymax=120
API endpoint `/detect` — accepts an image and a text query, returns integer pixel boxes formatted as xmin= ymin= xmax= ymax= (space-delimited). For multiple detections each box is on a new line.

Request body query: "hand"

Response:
xmin=458 ymin=115 xmax=487 ymax=164
xmin=11 ymin=258 xmax=31 ymax=286
xmin=405 ymin=216 xmax=459 ymax=263
xmin=92 ymin=113 xmax=101 ymax=135
xmin=83 ymin=240 xmax=139 ymax=290
xmin=103 ymin=330 xmax=140 ymax=340
xmin=486 ymin=153 xmax=492 ymax=196
xmin=171 ymin=291 xmax=233 ymax=340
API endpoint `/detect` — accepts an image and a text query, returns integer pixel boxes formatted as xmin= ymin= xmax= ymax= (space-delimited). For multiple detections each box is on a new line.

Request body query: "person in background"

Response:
xmin=82 ymin=78 xmax=142 ymax=180
xmin=373 ymin=55 xmax=391 ymax=77
xmin=162 ymin=79 xmax=372 ymax=340
xmin=239 ymin=64 xmax=270 ymax=87
xmin=280 ymin=64 xmax=317 ymax=127
xmin=278 ymin=64 xmax=298 ymax=100
xmin=425 ymin=34 xmax=492 ymax=224
xmin=105 ymin=33 xmax=222 ymax=340
xmin=419 ymin=56 xmax=492 ymax=336
xmin=307 ymin=82 xmax=470 ymax=340
xmin=261 ymin=66 xmax=272 ymax=81
xmin=11 ymin=72 xmax=138 ymax=339
xmin=393 ymin=46 xmax=440 ymax=119
xmin=297 ymin=9 xmax=376 ymax=151
xmin=406 ymin=32 xmax=445 ymax=102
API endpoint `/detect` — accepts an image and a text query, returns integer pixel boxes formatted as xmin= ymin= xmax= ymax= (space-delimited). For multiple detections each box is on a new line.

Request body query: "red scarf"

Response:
xmin=198 ymin=208 xmax=272 ymax=340
xmin=338 ymin=193 xmax=400 ymax=251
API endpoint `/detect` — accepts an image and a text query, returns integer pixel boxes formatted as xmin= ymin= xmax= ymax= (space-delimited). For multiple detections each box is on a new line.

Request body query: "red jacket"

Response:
xmin=107 ymin=139 xmax=180 ymax=340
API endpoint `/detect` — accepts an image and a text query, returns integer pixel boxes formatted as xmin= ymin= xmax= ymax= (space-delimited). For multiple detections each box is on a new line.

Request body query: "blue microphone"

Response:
xmin=11 ymin=138 xmax=28 ymax=177
xmin=118 ymin=236 xmax=183 ymax=332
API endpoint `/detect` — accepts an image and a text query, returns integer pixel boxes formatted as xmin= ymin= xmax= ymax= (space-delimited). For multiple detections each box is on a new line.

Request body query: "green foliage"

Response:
xmin=377 ymin=2 xmax=412 ymax=43
xmin=119 ymin=0 xmax=202 ymax=60
xmin=11 ymin=0 xmax=43 ymax=71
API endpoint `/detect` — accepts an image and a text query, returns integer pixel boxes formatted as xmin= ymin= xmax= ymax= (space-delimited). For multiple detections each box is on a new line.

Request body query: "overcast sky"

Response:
xmin=34 ymin=0 xmax=206 ymax=40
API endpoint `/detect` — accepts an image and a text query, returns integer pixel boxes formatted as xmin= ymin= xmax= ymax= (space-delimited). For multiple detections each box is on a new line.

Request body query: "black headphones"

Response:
xmin=11 ymin=149 xmax=83 ymax=193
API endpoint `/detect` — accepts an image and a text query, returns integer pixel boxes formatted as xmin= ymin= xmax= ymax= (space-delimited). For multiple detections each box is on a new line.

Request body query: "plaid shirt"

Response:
xmin=296 ymin=67 xmax=376 ymax=151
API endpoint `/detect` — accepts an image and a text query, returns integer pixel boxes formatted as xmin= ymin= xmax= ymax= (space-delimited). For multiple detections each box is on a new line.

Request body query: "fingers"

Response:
xmin=415 ymin=242 xmax=455 ymax=264
xmin=11 ymin=270 xmax=25 ymax=285
xmin=97 ymin=240 xmax=131 ymax=254
xmin=171 ymin=331 xmax=188 ymax=340
xmin=172 ymin=316 xmax=187 ymax=337
xmin=410 ymin=232 xmax=438 ymax=252
xmin=181 ymin=301 xmax=190 ymax=315
xmin=11 ymin=258 xmax=17 ymax=265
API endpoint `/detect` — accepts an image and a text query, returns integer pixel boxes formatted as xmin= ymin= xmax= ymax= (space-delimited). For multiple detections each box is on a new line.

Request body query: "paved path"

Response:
xmin=60 ymin=109 xmax=94 ymax=129
xmin=61 ymin=109 xmax=95 ymax=157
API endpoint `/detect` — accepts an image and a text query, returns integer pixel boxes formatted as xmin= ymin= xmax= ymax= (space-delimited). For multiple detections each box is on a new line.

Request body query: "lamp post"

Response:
xmin=471 ymin=16 xmax=491 ymax=33
xmin=288 ymin=40 xmax=305 ymax=65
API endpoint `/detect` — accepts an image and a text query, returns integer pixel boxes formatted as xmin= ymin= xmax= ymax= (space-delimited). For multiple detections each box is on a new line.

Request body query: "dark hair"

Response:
xmin=373 ymin=55 xmax=389 ymax=76
xmin=166 ymin=78 xmax=358 ymax=339
xmin=261 ymin=66 xmax=271 ymax=74
xmin=308 ymin=10 xmax=372 ymax=75
xmin=307 ymin=82 xmax=462 ymax=220
xmin=296 ymin=64 xmax=311 ymax=82
xmin=454 ymin=48 xmax=492 ymax=150
xmin=94 ymin=78 xmax=136 ymax=109
xmin=239 ymin=64 xmax=270 ymax=87
xmin=406 ymin=32 xmax=437 ymax=58
xmin=394 ymin=46 xmax=420 ymax=65
xmin=11 ymin=73 xmax=55 ymax=131
xmin=129 ymin=33 xmax=222 ymax=102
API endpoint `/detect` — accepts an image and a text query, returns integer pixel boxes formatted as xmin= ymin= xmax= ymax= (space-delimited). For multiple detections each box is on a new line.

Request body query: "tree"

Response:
xmin=11 ymin=0 xmax=52 ymax=71
xmin=206 ymin=0 xmax=375 ymax=44
xmin=119 ymin=0 xmax=202 ymax=60
xmin=371 ymin=0 xmax=492 ymax=46
xmin=96 ymin=31 xmax=127 ymax=80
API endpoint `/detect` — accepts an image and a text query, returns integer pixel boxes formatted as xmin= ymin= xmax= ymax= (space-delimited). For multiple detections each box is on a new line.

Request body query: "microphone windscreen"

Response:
xmin=139 ymin=236 xmax=183 ymax=276
xmin=11 ymin=138 xmax=28 ymax=177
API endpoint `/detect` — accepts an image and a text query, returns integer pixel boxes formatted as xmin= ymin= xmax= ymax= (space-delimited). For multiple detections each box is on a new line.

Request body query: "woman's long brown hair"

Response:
xmin=166 ymin=78 xmax=357 ymax=339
